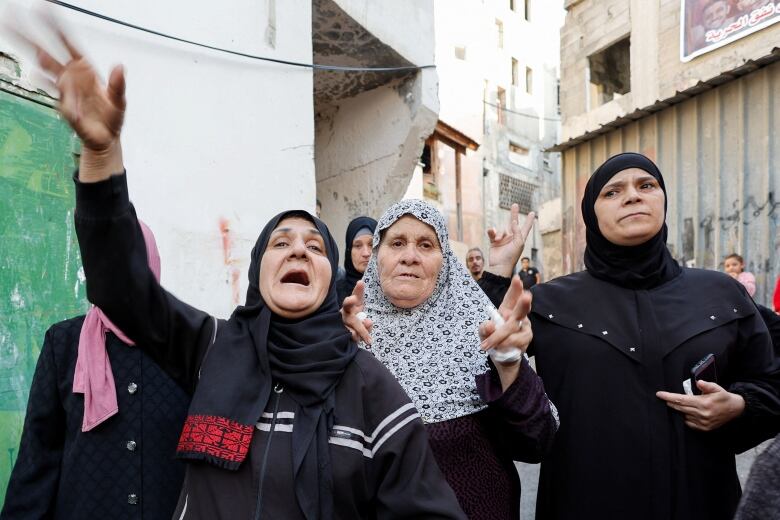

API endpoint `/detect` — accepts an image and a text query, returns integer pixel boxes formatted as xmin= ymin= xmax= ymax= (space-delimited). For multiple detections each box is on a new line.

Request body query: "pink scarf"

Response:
xmin=73 ymin=221 xmax=161 ymax=432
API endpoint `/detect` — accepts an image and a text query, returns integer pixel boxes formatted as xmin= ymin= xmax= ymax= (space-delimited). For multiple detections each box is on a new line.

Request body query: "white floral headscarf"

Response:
xmin=360 ymin=199 xmax=493 ymax=423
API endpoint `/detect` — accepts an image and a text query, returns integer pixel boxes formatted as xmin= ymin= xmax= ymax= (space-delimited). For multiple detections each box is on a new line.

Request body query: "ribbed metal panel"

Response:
xmin=561 ymin=61 xmax=780 ymax=305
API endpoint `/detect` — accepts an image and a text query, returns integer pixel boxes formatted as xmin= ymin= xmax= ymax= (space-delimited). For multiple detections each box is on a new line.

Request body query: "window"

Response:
xmin=588 ymin=37 xmax=630 ymax=108
xmin=421 ymin=144 xmax=432 ymax=174
xmin=496 ymin=19 xmax=504 ymax=48
xmin=497 ymin=87 xmax=507 ymax=125
xmin=524 ymin=0 xmax=531 ymax=21
xmin=510 ymin=0 xmax=516 ymax=11
xmin=454 ymin=46 xmax=466 ymax=60
xmin=499 ymin=174 xmax=535 ymax=213
xmin=525 ymin=66 xmax=533 ymax=95
xmin=511 ymin=58 xmax=519 ymax=87
xmin=508 ymin=142 xmax=530 ymax=167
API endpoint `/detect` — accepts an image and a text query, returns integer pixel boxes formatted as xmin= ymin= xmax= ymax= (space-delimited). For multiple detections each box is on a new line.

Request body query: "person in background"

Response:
xmin=315 ymin=199 xmax=322 ymax=219
xmin=518 ymin=256 xmax=541 ymax=289
xmin=465 ymin=247 xmax=485 ymax=281
xmin=724 ymin=253 xmax=756 ymax=297
xmin=733 ymin=432 xmax=780 ymax=520
xmin=336 ymin=216 xmax=377 ymax=304
xmin=772 ymin=276 xmax=780 ymax=314
xmin=1 ymin=223 xmax=189 ymax=520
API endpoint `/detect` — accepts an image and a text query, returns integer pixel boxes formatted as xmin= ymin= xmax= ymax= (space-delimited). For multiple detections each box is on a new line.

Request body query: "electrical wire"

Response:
xmin=42 ymin=0 xmax=436 ymax=72
xmin=483 ymin=100 xmax=560 ymax=122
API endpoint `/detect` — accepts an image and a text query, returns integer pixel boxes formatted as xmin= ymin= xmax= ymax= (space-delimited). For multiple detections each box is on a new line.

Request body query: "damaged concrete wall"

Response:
xmin=1 ymin=0 xmax=316 ymax=319
xmin=560 ymin=0 xmax=780 ymax=142
xmin=313 ymin=0 xmax=438 ymax=257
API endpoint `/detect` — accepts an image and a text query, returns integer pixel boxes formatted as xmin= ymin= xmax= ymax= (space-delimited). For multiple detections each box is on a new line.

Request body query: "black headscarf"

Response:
xmin=177 ymin=210 xmax=356 ymax=520
xmin=336 ymin=216 xmax=377 ymax=303
xmin=581 ymin=153 xmax=681 ymax=290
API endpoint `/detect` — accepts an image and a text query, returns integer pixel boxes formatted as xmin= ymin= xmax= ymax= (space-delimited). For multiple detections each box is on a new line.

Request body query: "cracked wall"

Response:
xmin=313 ymin=0 xmax=438 ymax=260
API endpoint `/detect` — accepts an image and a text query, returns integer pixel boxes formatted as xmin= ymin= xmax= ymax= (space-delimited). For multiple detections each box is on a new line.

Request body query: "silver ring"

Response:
xmin=356 ymin=311 xmax=368 ymax=321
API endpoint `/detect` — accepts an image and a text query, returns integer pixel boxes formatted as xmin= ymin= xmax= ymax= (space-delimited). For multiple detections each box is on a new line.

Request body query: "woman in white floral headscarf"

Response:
xmin=343 ymin=199 xmax=558 ymax=520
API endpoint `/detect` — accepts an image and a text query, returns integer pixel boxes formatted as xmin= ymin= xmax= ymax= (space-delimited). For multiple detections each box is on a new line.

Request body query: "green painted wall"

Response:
xmin=0 ymin=87 xmax=86 ymax=507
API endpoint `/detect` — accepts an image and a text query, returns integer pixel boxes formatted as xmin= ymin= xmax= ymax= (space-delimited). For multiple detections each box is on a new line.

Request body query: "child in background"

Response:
xmin=724 ymin=253 xmax=756 ymax=297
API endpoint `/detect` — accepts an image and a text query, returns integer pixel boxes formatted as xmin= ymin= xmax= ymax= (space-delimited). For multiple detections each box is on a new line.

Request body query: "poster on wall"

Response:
xmin=680 ymin=0 xmax=780 ymax=61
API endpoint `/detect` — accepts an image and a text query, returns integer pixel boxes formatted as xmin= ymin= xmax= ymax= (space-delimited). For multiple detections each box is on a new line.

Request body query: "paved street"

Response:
xmin=516 ymin=441 xmax=771 ymax=519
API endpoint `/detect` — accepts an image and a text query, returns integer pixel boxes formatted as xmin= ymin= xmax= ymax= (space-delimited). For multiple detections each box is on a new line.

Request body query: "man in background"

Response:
xmin=519 ymin=256 xmax=541 ymax=289
xmin=466 ymin=247 xmax=484 ymax=281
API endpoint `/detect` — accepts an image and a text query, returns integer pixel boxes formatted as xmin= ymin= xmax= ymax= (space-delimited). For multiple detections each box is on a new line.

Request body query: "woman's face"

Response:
xmin=350 ymin=234 xmax=373 ymax=274
xmin=377 ymin=215 xmax=443 ymax=309
xmin=593 ymin=168 xmax=666 ymax=246
xmin=259 ymin=217 xmax=332 ymax=318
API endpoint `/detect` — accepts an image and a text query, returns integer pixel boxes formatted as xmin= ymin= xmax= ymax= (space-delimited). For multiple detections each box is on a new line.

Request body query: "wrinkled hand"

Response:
xmin=10 ymin=13 xmax=125 ymax=179
xmin=486 ymin=203 xmax=535 ymax=278
xmin=656 ymin=380 xmax=745 ymax=431
xmin=341 ymin=281 xmax=373 ymax=345
xmin=479 ymin=276 xmax=532 ymax=390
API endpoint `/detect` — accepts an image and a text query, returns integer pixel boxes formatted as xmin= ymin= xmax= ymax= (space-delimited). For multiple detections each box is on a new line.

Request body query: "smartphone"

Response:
xmin=690 ymin=353 xmax=717 ymax=395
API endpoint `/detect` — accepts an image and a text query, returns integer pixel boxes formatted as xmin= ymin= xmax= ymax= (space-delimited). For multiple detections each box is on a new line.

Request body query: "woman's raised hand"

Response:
xmin=341 ymin=281 xmax=373 ymax=345
xmin=479 ymin=275 xmax=533 ymax=390
xmin=486 ymin=204 xmax=535 ymax=278
xmin=12 ymin=14 xmax=125 ymax=180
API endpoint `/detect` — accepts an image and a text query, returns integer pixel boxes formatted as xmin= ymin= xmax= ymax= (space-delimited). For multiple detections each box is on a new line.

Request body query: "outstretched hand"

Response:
xmin=486 ymin=203 xmax=535 ymax=278
xmin=9 ymin=12 xmax=125 ymax=180
xmin=478 ymin=275 xmax=533 ymax=391
xmin=341 ymin=281 xmax=373 ymax=345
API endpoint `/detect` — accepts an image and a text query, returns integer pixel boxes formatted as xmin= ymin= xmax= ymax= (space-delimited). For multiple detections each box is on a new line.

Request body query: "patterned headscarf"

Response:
xmin=360 ymin=199 xmax=493 ymax=423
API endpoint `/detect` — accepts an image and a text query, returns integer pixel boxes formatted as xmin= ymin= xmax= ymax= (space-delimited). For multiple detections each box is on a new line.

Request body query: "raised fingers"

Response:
xmin=42 ymin=9 xmax=83 ymax=61
xmin=509 ymin=203 xmax=520 ymax=235
xmin=509 ymin=289 xmax=532 ymax=323
xmin=107 ymin=65 xmax=127 ymax=110
xmin=36 ymin=47 xmax=65 ymax=77
xmin=499 ymin=275 xmax=524 ymax=315
xmin=519 ymin=211 xmax=536 ymax=242
xmin=342 ymin=281 xmax=365 ymax=313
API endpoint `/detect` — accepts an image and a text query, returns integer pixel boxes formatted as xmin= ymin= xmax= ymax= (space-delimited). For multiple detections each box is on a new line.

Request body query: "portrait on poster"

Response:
xmin=680 ymin=0 xmax=780 ymax=61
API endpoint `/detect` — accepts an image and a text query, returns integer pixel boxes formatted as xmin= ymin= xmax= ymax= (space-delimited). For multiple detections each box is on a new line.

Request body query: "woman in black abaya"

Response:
xmin=336 ymin=216 xmax=377 ymax=303
xmin=523 ymin=153 xmax=780 ymax=520
xmin=22 ymin=22 xmax=467 ymax=520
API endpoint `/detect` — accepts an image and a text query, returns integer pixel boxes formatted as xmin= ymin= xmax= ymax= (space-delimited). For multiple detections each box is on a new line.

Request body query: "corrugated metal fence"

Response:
xmin=561 ymin=61 xmax=780 ymax=305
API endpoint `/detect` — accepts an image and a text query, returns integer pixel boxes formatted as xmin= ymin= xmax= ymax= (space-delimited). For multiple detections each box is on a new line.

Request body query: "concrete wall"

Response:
xmin=314 ymin=0 xmax=438 ymax=261
xmin=1 ymin=0 xmax=316 ymax=320
xmin=561 ymin=0 xmax=780 ymax=141
xmin=559 ymin=62 xmax=780 ymax=305
xmin=315 ymin=75 xmax=438 ymax=244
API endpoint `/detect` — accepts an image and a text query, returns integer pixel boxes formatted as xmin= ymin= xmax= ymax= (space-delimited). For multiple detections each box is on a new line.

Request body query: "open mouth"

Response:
xmin=281 ymin=270 xmax=310 ymax=286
